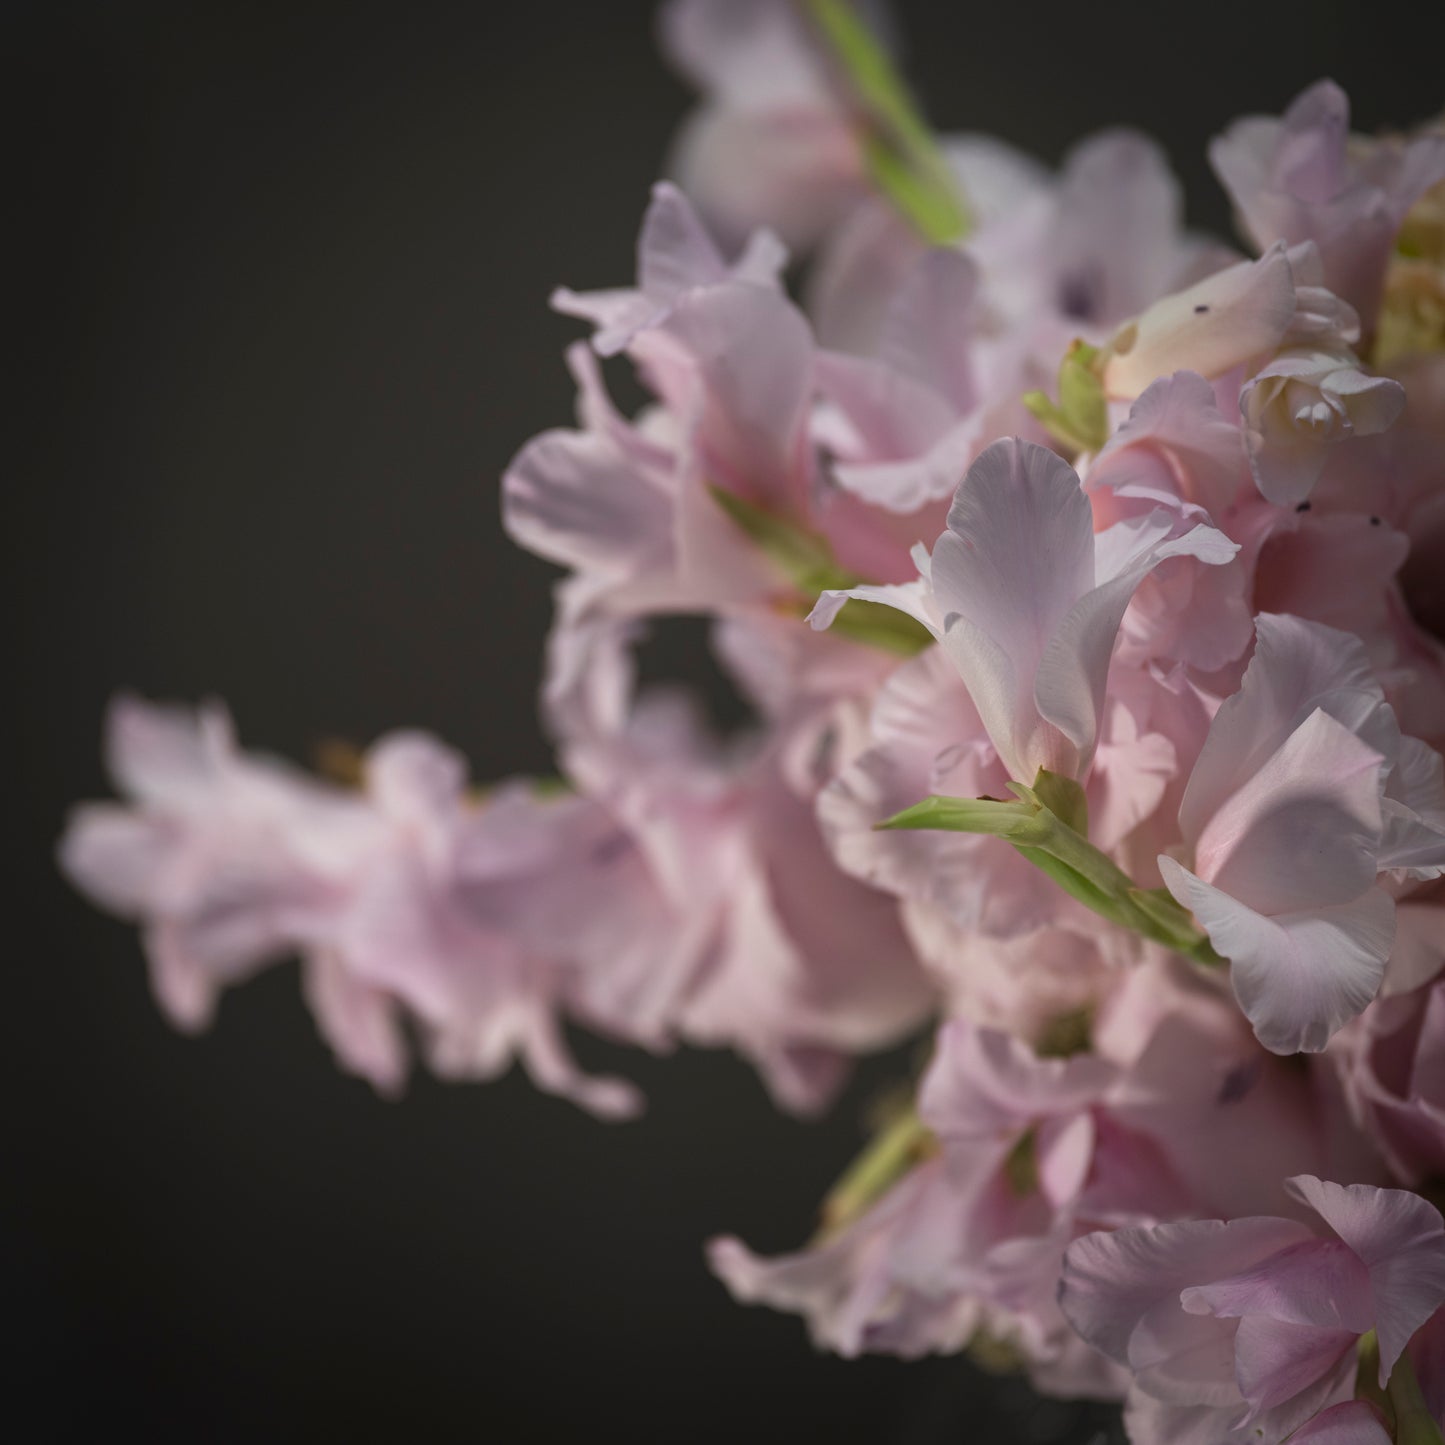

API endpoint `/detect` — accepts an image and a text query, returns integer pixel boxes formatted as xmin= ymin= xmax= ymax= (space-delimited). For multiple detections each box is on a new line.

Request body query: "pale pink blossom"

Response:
xmin=1060 ymin=1176 xmax=1445 ymax=1444
xmin=1101 ymin=244 xmax=1302 ymax=401
xmin=551 ymin=180 xmax=788 ymax=357
xmin=552 ymin=627 xmax=934 ymax=1117
xmin=59 ymin=694 xmax=387 ymax=1034
xmin=58 ymin=697 xmax=654 ymax=1116
xmin=811 ymin=437 xmax=1236 ymax=783
xmin=1083 ymin=374 xmax=1258 ymax=675
xmin=709 ymin=1016 xmax=1144 ymax=1387
xmin=712 ymin=975 xmax=1329 ymax=1388
xmin=508 ymin=185 xmax=942 ymax=616
xmin=1210 ymin=79 xmax=1445 ymax=332
xmin=1085 ymin=370 xmax=1249 ymax=522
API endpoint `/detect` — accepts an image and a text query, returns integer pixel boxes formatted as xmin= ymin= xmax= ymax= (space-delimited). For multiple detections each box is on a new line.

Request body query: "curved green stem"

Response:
xmin=801 ymin=0 xmax=971 ymax=244
xmin=879 ymin=773 xmax=1222 ymax=965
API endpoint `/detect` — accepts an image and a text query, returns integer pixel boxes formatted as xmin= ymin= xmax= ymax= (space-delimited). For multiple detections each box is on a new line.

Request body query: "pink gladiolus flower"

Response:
xmin=811 ymin=436 xmax=1236 ymax=783
xmin=1060 ymin=1176 xmax=1445 ymax=1444
xmin=1210 ymin=79 xmax=1445 ymax=333
xmin=59 ymin=697 xmax=656 ymax=1117
xmin=59 ymin=694 xmax=385 ymax=1037
xmin=56 ymin=22 xmax=1445 ymax=1442
xmin=712 ymin=972 xmax=1329 ymax=1388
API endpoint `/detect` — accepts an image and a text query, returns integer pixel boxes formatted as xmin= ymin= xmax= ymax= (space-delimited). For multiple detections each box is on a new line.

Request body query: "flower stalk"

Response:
xmin=880 ymin=772 xmax=1223 ymax=964
xmin=801 ymin=0 xmax=971 ymax=244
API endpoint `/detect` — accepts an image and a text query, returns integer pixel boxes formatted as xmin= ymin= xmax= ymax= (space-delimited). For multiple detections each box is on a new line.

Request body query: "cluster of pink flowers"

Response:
xmin=60 ymin=3 xmax=1445 ymax=1440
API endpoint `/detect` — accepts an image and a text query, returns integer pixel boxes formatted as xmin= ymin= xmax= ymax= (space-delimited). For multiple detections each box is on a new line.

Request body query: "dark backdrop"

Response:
xmin=9 ymin=3 xmax=1440 ymax=1442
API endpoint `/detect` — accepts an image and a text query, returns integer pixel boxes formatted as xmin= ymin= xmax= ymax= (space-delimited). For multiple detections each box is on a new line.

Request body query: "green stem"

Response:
xmin=815 ymin=1107 xmax=933 ymax=1239
xmin=880 ymin=776 xmax=1222 ymax=965
xmin=1389 ymin=1349 xmax=1445 ymax=1445
xmin=801 ymin=0 xmax=971 ymax=244
xmin=707 ymin=484 xmax=932 ymax=656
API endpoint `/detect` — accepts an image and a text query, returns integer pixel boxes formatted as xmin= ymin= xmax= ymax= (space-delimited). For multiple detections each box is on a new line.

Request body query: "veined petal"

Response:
xmin=1180 ymin=1239 xmax=1372 ymax=1333
xmin=1033 ymin=516 xmax=1235 ymax=774
xmin=1286 ymin=1175 xmax=1445 ymax=1381
xmin=1230 ymin=1317 xmax=1357 ymax=1418
xmin=1159 ymin=858 xmax=1393 ymax=1055
xmin=1060 ymin=1215 xmax=1312 ymax=1365
xmin=929 ymin=438 xmax=1095 ymax=778
xmin=1196 ymin=708 xmax=1385 ymax=916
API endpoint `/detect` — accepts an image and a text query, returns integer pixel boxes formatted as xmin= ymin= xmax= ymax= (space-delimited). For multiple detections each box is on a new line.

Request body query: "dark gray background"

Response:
xmin=9 ymin=2 xmax=1440 ymax=1440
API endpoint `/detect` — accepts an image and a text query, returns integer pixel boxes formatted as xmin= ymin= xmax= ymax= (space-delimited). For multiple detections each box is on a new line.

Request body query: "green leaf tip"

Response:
xmin=708 ymin=485 xmax=933 ymax=656
xmin=707 ymin=485 xmax=856 ymax=594
xmin=881 ymin=778 xmax=1224 ymax=967
xmin=1024 ymin=341 xmax=1109 ymax=454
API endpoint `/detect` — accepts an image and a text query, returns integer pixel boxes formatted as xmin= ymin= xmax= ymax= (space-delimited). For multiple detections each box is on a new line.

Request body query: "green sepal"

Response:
xmin=1128 ymin=887 xmax=1224 ymax=964
xmin=1024 ymin=341 xmax=1108 ymax=454
xmin=709 ymin=484 xmax=933 ymax=656
xmin=1026 ymin=769 xmax=1089 ymax=835
xmin=876 ymin=794 xmax=1045 ymax=840
xmin=816 ymin=1106 xmax=933 ymax=1240
xmin=708 ymin=485 xmax=856 ymax=594
xmin=1014 ymin=842 xmax=1139 ymax=932
xmin=824 ymin=597 xmax=934 ymax=656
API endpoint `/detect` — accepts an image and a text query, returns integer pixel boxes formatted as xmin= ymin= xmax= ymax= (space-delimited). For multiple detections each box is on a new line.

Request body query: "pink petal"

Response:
xmin=1180 ymin=1239 xmax=1372 ymax=1333
xmin=104 ymin=693 xmax=232 ymax=810
xmin=303 ymin=951 xmax=409 ymax=1098
xmin=1160 ymin=858 xmax=1393 ymax=1054
xmin=1060 ymin=1216 xmax=1311 ymax=1365
xmin=1287 ymin=1175 xmax=1445 ymax=1380
xmin=1197 ymin=708 xmax=1385 ymax=916
xmin=1089 ymin=369 xmax=1247 ymax=518
xmin=1286 ymin=1400 xmax=1393 ymax=1445
xmin=930 ymin=438 xmax=1095 ymax=778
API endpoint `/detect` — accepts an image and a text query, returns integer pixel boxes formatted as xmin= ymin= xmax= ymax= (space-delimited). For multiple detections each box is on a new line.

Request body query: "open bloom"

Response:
xmin=1209 ymin=78 xmax=1445 ymax=333
xmin=712 ymin=965 xmax=1327 ymax=1392
xmin=811 ymin=436 xmax=1235 ymax=783
xmin=57 ymin=696 xmax=652 ymax=1115
xmin=1060 ymin=1176 xmax=1445 ymax=1445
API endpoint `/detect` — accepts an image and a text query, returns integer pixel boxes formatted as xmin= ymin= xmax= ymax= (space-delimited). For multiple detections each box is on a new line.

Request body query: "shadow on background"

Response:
xmin=8 ymin=2 xmax=1438 ymax=1440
